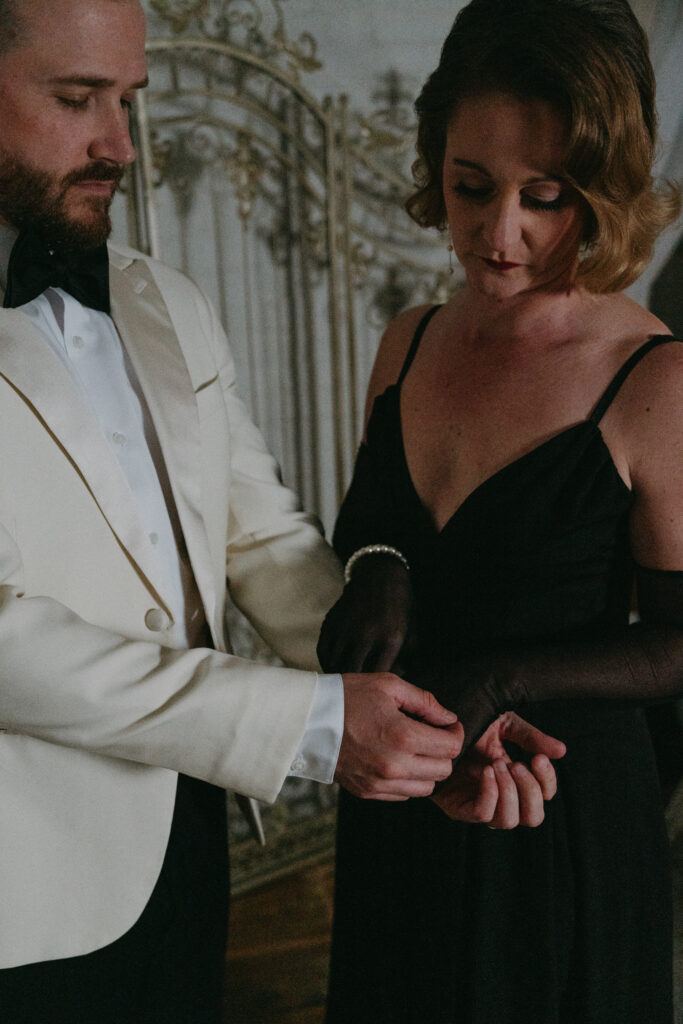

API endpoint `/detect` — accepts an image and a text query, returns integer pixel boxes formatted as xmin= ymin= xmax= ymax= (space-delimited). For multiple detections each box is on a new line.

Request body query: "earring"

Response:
xmin=447 ymin=242 xmax=454 ymax=275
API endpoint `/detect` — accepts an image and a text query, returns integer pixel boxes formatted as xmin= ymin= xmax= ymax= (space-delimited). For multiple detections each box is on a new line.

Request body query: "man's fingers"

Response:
xmin=342 ymin=773 xmax=442 ymax=800
xmin=369 ymin=745 xmax=456 ymax=785
xmin=336 ymin=673 xmax=462 ymax=801
xmin=341 ymin=785 xmax=410 ymax=802
xmin=370 ymin=777 xmax=440 ymax=798
xmin=395 ymin=680 xmax=459 ymax=729
xmin=442 ymin=719 xmax=465 ymax=751
xmin=403 ymin=716 xmax=462 ymax=760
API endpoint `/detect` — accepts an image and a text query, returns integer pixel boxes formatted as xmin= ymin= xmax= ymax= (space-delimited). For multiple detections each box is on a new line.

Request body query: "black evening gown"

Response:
xmin=326 ymin=307 xmax=676 ymax=1024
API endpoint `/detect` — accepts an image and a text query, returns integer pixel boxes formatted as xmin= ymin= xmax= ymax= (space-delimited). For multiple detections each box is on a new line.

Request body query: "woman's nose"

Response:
xmin=483 ymin=196 xmax=523 ymax=254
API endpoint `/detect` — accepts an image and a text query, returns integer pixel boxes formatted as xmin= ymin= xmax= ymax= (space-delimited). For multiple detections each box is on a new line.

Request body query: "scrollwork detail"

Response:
xmin=149 ymin=0 xmax=209 ymax=34
xmin=148 ymin=0 xmax=322 ymax=81
xmin=223 ymin=132 xmax=266 ymax=222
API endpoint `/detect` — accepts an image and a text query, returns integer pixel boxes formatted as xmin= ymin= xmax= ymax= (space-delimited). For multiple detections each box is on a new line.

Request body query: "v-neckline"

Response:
xmin=378 ymin=329 xmax=677 ymax=540
xmin=390 ymin=384 xmax=628 ymax=537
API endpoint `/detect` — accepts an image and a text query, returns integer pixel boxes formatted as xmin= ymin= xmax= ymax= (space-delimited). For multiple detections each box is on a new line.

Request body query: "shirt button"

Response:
xmin=145 ymin=608 xmax=170 ymax=632
xmin=112 ymin=432 xmax=127 ymax=447
xmin=291 ymin=756 xmax=306 ymax=772
xmin=72 ymin=335 xmax=84 ymax=349
xmin=149 ymin=532 xmax=159 ymax=546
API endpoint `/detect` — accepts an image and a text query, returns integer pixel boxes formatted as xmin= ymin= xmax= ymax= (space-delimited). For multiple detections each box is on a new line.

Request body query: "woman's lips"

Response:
xmin=482 ymin=258 xmax=522 ymax=271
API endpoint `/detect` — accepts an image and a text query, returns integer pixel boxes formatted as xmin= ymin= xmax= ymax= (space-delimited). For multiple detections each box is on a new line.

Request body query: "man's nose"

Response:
xmin=87 ymin=107 xmax=137 ymax=166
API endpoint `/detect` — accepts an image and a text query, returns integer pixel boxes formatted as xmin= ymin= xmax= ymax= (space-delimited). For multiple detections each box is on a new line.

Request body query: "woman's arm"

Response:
xmin=427 ymin=566 xmax=683 ymax=757
xmin=318 ymin=307 xmax=432 ymax=673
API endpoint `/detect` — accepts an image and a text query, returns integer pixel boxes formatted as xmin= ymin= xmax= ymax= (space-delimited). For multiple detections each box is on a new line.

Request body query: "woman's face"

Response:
xmin=443 ymin=91 xmax=585 ymax=302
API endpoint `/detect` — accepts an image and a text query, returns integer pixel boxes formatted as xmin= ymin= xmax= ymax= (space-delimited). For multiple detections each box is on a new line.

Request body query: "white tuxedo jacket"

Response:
xmin=0 ymin=244 xmax=343 ymax=968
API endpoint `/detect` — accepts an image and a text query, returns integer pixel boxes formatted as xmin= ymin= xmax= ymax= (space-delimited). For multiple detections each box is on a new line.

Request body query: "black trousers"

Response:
xmin=0 ymin=774 xmax=230 ymax=1024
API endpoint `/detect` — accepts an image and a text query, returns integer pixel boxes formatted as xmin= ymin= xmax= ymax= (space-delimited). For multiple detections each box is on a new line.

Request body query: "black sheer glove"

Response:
xmin=427 ymin=566 xmax=683 ymax=757
xmin=317 ymin=555 xmax=414 ymax=673
xmin=320 ymin=435 xmax=417 ymax=674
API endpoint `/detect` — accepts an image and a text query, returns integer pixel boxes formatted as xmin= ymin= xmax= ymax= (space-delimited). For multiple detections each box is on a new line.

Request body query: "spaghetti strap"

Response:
xmin=590 ymin=335 xmax=681 ymax=424
xmin=396 ymin=305 xmax=442 ymax=387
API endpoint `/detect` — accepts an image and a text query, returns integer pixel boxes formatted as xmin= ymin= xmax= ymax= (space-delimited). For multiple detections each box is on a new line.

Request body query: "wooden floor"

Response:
xmin=224 ymin=858 xmax=335 ymax=1024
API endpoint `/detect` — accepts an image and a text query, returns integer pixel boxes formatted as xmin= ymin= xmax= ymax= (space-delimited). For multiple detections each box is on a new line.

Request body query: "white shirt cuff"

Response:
xmin=289 ymin=673 xmax=344 ymax=784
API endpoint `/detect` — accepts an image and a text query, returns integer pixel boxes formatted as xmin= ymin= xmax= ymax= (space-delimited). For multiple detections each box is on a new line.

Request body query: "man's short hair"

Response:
xmin=0 ymin=0 xmax=136 ymax=55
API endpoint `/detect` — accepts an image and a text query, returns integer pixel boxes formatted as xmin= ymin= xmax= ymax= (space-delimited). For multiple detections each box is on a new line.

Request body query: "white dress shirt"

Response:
xmin=0 ymin=225 xmax=343 ymax=783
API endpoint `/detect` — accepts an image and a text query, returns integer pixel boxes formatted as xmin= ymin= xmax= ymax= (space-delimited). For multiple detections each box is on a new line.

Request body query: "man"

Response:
xmin=0 ymin=1 xmax=562 ymax=1020
xmin=0 ymin=0 xmax=468 ymax=1016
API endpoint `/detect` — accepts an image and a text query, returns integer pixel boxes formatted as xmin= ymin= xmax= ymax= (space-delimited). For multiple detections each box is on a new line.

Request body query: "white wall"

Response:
xmin=275 ymin=0 xmax=465 ymax=109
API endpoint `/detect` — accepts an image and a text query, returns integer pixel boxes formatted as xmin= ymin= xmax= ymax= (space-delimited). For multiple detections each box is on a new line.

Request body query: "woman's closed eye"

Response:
xmin=522 ymin=187 xmax=569 ymax=212
xmin=452 ymin=181 xmax=571 ymax=212
xmin=452 ymin=182 xmax=492 ymax=201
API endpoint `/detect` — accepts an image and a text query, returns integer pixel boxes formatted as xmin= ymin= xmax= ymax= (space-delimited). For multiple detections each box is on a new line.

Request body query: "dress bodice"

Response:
xmin=359 ymin=309 xmax=678 ymax=665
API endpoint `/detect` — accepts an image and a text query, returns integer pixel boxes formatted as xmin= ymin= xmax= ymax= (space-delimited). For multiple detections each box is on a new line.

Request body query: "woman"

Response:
xmin=318 ymin=1 xmax=682 ymax=1021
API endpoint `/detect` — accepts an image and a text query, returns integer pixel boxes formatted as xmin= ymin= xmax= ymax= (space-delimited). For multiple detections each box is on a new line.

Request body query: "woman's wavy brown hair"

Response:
xmin=407 ymin=0 xmax=681 ymax=293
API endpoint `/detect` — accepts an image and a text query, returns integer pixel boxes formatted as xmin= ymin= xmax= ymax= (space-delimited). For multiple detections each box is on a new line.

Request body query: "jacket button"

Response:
xmin=145 ymin=608 xmax=170 ymax=632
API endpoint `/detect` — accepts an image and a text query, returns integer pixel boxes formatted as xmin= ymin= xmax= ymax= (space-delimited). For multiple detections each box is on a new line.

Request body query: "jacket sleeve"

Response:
xmin=0 ymin=268 xmax=344 ymax=803
xmin=148 ymin=259 xmax=345 ymax=671
xmin=216 ymin=316 xmax=344 ymax=668
xmin=0 ymin=511 xmax=332 ymax=802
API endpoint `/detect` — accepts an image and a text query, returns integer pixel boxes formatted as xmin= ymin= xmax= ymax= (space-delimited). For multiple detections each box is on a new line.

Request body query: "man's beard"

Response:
xmin=0 ymin=155 xmax=124 ymax=252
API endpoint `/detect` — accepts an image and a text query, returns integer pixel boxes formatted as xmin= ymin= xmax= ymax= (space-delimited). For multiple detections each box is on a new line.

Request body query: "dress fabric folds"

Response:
xmin=326 ymin=309 xmax=677 ymax=1024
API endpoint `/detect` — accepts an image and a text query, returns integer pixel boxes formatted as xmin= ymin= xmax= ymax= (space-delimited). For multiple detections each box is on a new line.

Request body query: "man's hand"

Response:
xmin=318 ymin=558 xmax=413 ymax=673
xmin=335 ymin=673 xmax=463 ymax=800
xmin=431 ymin=712 xmax=566 ymax=827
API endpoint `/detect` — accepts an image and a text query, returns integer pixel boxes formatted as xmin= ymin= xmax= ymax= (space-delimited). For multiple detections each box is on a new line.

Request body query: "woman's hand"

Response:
xmin=317 ymin=556 xmax=414 ymax=673
xmin=431 ymin=712 xmax=566 ymax=828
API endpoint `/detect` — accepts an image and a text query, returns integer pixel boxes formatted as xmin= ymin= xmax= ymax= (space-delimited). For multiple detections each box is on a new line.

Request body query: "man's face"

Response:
xmin=0 ymin=0 xmax=147 ymax=249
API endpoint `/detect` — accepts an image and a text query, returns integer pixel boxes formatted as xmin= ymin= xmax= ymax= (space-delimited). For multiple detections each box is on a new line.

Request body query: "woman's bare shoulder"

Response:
xmin=363 ymin=304 xmax=438 ymax=427
xmin=622 ymin=338 xmax=683 ymax=568
xmin=581 ymin=292 xmax=681 ymax=569
xmin=588 ymin=291 xmax=672 ymax=343
xmin=619 ymin=329 xmax=683 ymax=421
xmin=593 ymin=291 xmax=679 ymax=441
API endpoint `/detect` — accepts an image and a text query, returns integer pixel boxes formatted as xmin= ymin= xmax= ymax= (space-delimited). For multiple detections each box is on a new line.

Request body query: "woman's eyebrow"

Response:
xmin=450 ymin=158 xmax=565 ymax=185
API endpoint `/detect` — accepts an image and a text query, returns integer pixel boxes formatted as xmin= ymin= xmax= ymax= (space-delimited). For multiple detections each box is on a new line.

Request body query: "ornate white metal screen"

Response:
xmin=121 ymin=0 xmax=454 ymax=528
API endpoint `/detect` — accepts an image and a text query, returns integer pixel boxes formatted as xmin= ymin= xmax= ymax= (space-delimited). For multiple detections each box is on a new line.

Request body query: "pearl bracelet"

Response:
xmin=344 ymin=544 xmax=410 ymax=583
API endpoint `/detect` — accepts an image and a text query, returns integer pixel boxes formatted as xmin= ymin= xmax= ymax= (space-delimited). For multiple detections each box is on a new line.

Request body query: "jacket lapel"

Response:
xmin=108 ymin=251 xmax=225 ymax=639
xmin=0 ymin=306 xmax=174 ymax=610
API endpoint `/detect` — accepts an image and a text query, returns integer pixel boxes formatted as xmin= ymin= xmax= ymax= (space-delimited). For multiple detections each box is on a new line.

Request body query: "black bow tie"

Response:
xmin=3 ymin=229 xmax=110 ymax=314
